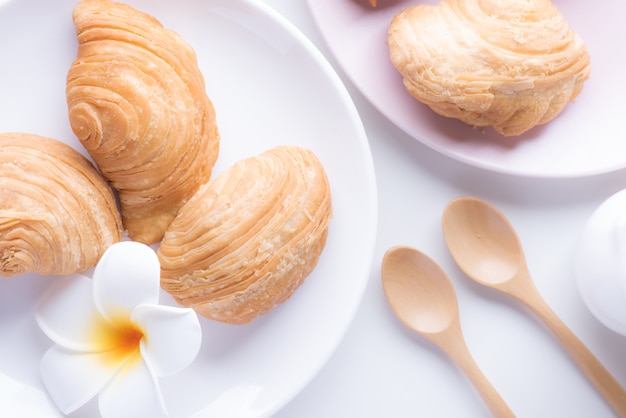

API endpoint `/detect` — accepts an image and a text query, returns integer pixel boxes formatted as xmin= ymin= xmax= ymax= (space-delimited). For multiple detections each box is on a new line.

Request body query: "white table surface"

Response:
xmin=264 ymin=1 xmax=626 ymax=417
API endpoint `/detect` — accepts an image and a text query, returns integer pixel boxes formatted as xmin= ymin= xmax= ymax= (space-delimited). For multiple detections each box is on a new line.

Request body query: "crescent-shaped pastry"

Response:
xmin=388 ymin=0 xmax=591 ymax=136
xmin=0 ymin=133 xmax=122 ymax=277
xmin=66 ymin=0 xmax=220 ymax=244
xmin=158 ymin=146 xmax=332 ymax=324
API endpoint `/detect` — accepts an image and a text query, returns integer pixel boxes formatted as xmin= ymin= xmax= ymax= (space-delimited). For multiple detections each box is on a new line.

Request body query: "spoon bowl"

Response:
xmin=440 ymin=197 xmax=522 ymax=285
xmin=381 ymin=246 xmax=514 ymax=418
xmin=382 ymin=246 xmax=457 ymax=334
xmin=442 ymin=197 xmax=626 ymax=417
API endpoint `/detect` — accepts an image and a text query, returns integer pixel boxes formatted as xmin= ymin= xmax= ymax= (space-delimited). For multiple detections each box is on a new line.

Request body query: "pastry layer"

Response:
xmin=158 ymin=146 xmax=332 ymax=324
xmin=0 ymin=133 xmax=122 ymax=277
xmin=388 ymin=0 xmax=590 ymax=136
xmin=67 ymin=0 xmax=219 ymax=243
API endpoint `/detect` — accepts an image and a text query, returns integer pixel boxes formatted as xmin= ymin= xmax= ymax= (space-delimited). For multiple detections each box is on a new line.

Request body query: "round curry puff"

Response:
xmin=0 ymin=133 xmax=122 ymax=277
xmin=66 ymin=0 xmax=220 ymax=244
xmin=388 ymin=0 xmax=591 ymax=136
xmin=158 ymin=146 xmax=332 ymax=325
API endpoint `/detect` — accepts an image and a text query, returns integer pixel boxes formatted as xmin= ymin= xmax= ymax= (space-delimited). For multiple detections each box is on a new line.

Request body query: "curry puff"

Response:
xmin=158 ymin=146 xmax=332 ymax=325
xmin=0 ymin=133 xmax=122 ymax=277
xmin=388 ymin=0 xmax=590 ymax=136
xmin=66 ymin=0 xmax=219 ymax=244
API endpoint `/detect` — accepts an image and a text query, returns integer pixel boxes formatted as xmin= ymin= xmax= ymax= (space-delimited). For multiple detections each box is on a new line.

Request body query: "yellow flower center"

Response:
xmin=91 ymin=317 xmax=145 ymax=367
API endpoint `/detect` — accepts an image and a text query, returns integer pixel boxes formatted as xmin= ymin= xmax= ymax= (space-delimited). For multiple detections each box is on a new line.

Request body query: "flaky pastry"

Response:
xmin=66 ymin=0 xmax=219 ymax=244
xmin=158 ymin=146 xmax=332 ymax=324
xmin=0 ymin=133 xmax=122 ymax=277
xmin=388 ymin=0 xmax=591 ymax=136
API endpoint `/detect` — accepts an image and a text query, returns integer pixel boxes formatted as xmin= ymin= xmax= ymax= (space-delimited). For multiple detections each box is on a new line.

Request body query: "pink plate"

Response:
xmin=307 ymin=0 xmax=626 ymax=178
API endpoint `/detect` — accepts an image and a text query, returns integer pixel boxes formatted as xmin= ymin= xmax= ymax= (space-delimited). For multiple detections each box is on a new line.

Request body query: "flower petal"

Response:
xmin=93 ymin=242 xmax=160 ymax=322
xmin=36 ymin=274 xmax=119 ymax=352
xmin=132 ymin=304 xmax=202 ymax=376
xmin=40 ymin=346 xmax=124 ymax=415
xmin=98 ymin=355 xmax=168 ymax=418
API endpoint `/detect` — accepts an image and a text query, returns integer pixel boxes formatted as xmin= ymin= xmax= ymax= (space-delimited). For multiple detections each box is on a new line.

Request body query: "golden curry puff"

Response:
xmin=66 ymin=0 xmax=219 ymax=244
xmin=388 ymin=0 xmax=591 ymax=136
xmin=0 ymin=133 xmax=122 ymax=277
xmin=158 ymin=146 xmax=332 ymax=325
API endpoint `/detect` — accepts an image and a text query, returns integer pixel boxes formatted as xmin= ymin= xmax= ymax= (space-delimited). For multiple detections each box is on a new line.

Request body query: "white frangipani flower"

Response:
xmin=36 ymin=241 xmax=202 ymax=417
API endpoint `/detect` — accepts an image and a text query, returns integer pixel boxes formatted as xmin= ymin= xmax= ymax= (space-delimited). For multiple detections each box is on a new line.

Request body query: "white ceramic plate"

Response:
xmin=306 ymin=0 xmax=626 ymax=178
xmin=0 ymin=0 xmax=377 ymax=417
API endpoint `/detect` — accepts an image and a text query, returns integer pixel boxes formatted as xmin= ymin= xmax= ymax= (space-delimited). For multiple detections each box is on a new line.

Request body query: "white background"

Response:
xmin=268 ymin=1 xmax=626 ymax=417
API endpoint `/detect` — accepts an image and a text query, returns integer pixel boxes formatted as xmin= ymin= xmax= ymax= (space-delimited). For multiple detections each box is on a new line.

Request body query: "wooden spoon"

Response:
xmin=442 ymin=196 xmax=626 ymax=417
xmin=381 ymin=246 xmax=515 ymax=417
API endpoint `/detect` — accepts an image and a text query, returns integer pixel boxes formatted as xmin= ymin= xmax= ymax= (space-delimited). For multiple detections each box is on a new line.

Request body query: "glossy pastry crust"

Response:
xmin=66 ymin=0 xmax=219 ymax=244
xmin=158 ymin=146 xmax=332 ymax=324
xmin=0 ymin=133 xmax=122 ymax=277
xmin=388 ymin=0 xmax=591 ymax=136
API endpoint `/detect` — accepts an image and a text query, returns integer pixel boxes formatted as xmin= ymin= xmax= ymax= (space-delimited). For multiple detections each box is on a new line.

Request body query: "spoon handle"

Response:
xmin=513 ymin=277 xmax=626 ymax=416
xmin=437 ymin=327 xmax=516 ymax=418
